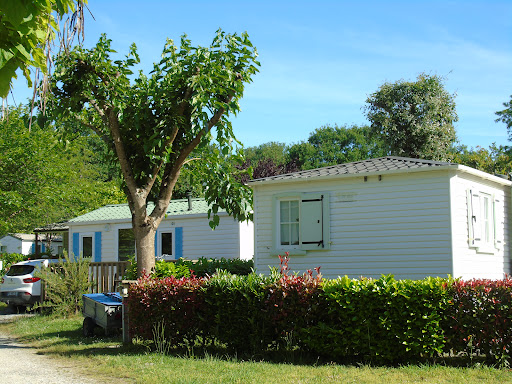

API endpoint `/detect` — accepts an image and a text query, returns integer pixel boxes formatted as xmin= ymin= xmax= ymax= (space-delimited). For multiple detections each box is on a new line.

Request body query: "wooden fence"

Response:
xmin=89 ymin=261 xmax=130 ymax=293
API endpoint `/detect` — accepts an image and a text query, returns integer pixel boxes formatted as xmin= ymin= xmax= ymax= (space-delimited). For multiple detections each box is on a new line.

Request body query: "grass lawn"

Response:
xmin=1 ymin=314 xmax=512 ymax=384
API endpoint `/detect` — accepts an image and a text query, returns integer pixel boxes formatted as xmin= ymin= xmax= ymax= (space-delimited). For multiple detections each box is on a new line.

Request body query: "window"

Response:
xmin=280 ymin=200 xmax=300 ymax=245
xmin=0 ymin=245 xmax=7 ymax=253
xmin=118 ymin=228 xmax=135 ymax=261
xmin=157 ymin=230 xmax=175 ymax=260
xmin=273 ymin=193 xmax=330 ymax=254
xmin=57 ymin=246 xmax=63 ymax=255
xmin=467 ymin=189 xmax=503 ymax=252
xmin=82 ymin=236 xmax=93 ymax=258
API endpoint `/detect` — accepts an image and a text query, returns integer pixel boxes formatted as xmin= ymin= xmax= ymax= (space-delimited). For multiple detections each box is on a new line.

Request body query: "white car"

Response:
xmin=0 ymin=259 xmax=51 ymax=309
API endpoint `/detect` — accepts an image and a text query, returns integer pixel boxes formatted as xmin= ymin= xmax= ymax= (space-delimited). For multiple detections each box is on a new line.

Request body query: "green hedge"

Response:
xmin=126 ymin=257 xmax=512 ymax=364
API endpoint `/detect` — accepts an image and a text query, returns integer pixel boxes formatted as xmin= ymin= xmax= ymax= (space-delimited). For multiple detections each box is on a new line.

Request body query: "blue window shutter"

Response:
xmin=175 ymin=227 xmax=183 ymax=259
xmin=72 ymin=233 xmax=79 ymax=259
xmin=94 ymin=232 xmax=102 ymax=262
xmin=31 ymin=243 xmax=35 ymax=254
xmin=42 ymin=244 xmax=46 ymax=253
xmin=154 ymin=231 xmax=158 ymax=256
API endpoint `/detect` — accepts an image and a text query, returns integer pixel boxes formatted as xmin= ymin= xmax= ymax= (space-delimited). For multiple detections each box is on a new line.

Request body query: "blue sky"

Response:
xmin=8 ymin=0 xmax=512 ymax=150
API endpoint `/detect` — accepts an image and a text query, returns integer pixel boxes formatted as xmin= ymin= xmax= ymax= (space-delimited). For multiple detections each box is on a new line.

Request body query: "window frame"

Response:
xmin=157 ymin=229 xmax=175 ymax=260
xmin=272 ymin=192 xmax=330 ymax=255
xmin=116 ymin=226 xmax=136 ymax=262
xmin=79 ymin=232 xmax=95 ymax=260
xmin=467 ymin=189 xmax=503 ymax=253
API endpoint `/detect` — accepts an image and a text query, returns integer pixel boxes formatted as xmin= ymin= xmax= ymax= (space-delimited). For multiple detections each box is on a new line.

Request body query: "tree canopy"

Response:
xmin=50 ymin=30 xmax=259 ymax=274
xmin=496 ymin=95 xmax=512 ymax=140
xmin=364 ymin=73 xmax=458 ymax=161
xmin=287 ymin=124 xmax=386 ymax=170
xmin=0 ymin=106 xmax=124 ymax=236
xmin=0 ymin=0 xmax=86 ymax=99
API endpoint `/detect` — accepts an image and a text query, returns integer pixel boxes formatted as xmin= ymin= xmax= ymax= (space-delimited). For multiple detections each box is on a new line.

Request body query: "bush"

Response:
xmin=35 ymin=252 xmax=92 ymax=316
xmin=126 ymin=273 xmax=207 ymax=343
xmin=124 ymin=255 xmax=512 ymax=365
xmin=0 ymin=252 xmax=27 ymax=275
xmin=302 ymin=275 xmax=450 ymax=364
xmin=176 ymin=257 xmax=254 ymax=277
xmin=443 ymin=278 xmax=512 ymax=364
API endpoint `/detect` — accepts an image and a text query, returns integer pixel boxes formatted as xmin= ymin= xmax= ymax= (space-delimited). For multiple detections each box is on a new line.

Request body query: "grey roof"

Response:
xmin=248 ymin=156 xmax=456 ymax=184
xmin=3 ymin=233 xmax=61 ymax=242
xmin=34 ymin=222 xmax=69 ymax=233
xmin=67 ymin=198 xmax=222 ymax=224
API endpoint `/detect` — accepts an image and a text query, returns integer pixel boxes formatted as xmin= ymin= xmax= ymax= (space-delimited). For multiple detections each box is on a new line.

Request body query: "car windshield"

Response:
xmin=6 ymin=265 xmax=35 ymax=276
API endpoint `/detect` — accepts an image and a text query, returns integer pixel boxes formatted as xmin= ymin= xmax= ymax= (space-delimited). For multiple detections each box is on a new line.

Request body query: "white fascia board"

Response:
xmin=248 ymin=164 xmax=512 ymax=188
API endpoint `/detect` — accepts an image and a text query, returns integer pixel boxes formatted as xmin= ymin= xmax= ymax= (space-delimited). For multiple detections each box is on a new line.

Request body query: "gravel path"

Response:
xmin=0 ymin=310 xmax=100 ymax=384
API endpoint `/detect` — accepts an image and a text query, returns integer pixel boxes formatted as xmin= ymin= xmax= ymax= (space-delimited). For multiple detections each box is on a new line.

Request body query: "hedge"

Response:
xmin=126 ymin=257 xmax=512 ymax=364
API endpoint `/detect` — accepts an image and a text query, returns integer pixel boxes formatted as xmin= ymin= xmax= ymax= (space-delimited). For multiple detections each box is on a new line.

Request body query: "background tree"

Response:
xmin=364 ymin=73 xmax=458 ymax=161
xmin=0 ymin=105 xmax=124 ymax=236
xmin=51 ymin=31 xmax=259 ymax=275
xmin=496 ymin=95 xmax=512 ymax=140
xmin=244 ymin=141 xmax=288 ymax=166
xmin=451 ymin=143 xmax=512 ymax=176
xmin=287 ymin=124 xmax=386 ymax=170
xmin=0 ymin=0 xmax=86 ymax=99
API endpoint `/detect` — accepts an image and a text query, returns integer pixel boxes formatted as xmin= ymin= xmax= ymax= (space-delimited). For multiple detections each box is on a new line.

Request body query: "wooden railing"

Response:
xmin=89 ymin=261 xmax=130 ymax=293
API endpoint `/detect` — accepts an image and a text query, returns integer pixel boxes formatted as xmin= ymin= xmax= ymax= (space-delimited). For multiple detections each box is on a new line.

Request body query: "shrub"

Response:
xmin=0 ymin=252 xmax=27 ymax=275
xmin=126 ymin=273 xmax=207 ymax=344
xmin=443 ymin=278 xmax=512 ymax=363
xmin=204 ymin=270 xmax=274 ymax=354
xmin=176 ymin=257 xmax=254 ymax=277
xmin=302 ymin=275 xmax=450 ymax=364
xmin=35 ymin=252 xmax=92 ymax=316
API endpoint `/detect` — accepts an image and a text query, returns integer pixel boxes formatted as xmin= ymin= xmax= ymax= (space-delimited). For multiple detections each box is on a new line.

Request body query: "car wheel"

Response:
xmin=83 ymin=317 xmax=96 ymax=337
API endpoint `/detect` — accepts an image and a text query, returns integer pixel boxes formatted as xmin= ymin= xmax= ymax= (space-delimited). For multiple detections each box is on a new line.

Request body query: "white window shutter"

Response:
xmin=300 ymin=194 xmax=324 ymax=250
xmin=494 ymin=197 xmax=504 ymax=249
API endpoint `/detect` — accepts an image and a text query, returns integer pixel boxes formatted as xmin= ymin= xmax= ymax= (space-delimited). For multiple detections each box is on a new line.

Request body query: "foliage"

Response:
xmin=303 ymin=275 xmax=450 ymax=364
xmin=443 ymin=278 xmax=512 ymax=364
xmin=287 ymin=124 xmax=386 ymax=170
xmin=0 ymin=106 xmax=125 ymax=236
xmin=452 ymin=143 xmax=512 ymax=176
xmin=35 ymin=252 xmax=92 ymax=316
xmin=176 ymin=257 xmax=254 ymax=277
xmin=204 ymin=270 xmax=273 ymax=354
xmin=244 ymin=141 xmax=289 ymax=166
xmin=124 ymin=257 xmax=253 ymax=280
xmin=0 ymin=0 xmax=86 ymax=98
xmin=0 ymin=252 xmax=27 ymax=275
xmin=124 ymin=257 xmax=191 ymax=280
xmin=496 ymin=95 xmax=512 ymax=140
xmin=364 ymin=73 xmax=458 ymax=161
xmin=126 ymin=273 xmax=207 ymax=343
xmin=50 ymin=30 xmax=260 ymax=275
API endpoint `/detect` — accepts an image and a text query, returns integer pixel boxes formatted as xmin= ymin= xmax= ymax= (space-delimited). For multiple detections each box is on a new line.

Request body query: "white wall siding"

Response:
xmin=253 ymin=171 xmax=454 ymax=280
xmin=0 ymin=236 xmax=24 ymax=254
xmin=450 ymin=174 xmax=510 ymax=280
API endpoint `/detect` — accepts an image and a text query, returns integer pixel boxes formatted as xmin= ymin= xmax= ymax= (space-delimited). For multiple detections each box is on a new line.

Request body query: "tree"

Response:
xmin=0 ymin=106 xmax=125 ymax=236
xmin=364 ymin=73 xmax=458 ymax=161
xmin=244 ymin=141 xmax=288 ymax=166
xmin=287 ymin=124 xmax=386 ymax=170
xmin=496 ymin=95 xmax=512 ymax=140
xmin=50 ymin=31 xmax=259 ymax=275
xmin=0 ymin=0 xmax=86 ymax=99
xmin=451 ymin=143 xmax=512 ymax=176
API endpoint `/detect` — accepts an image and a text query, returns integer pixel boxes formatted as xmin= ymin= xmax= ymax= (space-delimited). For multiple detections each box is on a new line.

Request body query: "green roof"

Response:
xmin=67 ymin=199 xmax=221 ymax=223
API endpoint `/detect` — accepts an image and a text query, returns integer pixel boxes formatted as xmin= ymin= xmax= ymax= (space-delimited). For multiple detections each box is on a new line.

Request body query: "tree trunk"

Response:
xmin=133 ymin=221 xmax=156 ymax=277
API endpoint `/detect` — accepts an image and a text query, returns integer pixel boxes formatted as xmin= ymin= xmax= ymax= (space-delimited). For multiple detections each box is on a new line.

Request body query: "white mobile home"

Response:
xmin=66 ymin=198 xmax=254 ymax=262
xmin=0 ymin=233 xmax=63 ymax=256
xmin=248 ymin=157 xmax=511 ymax=280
